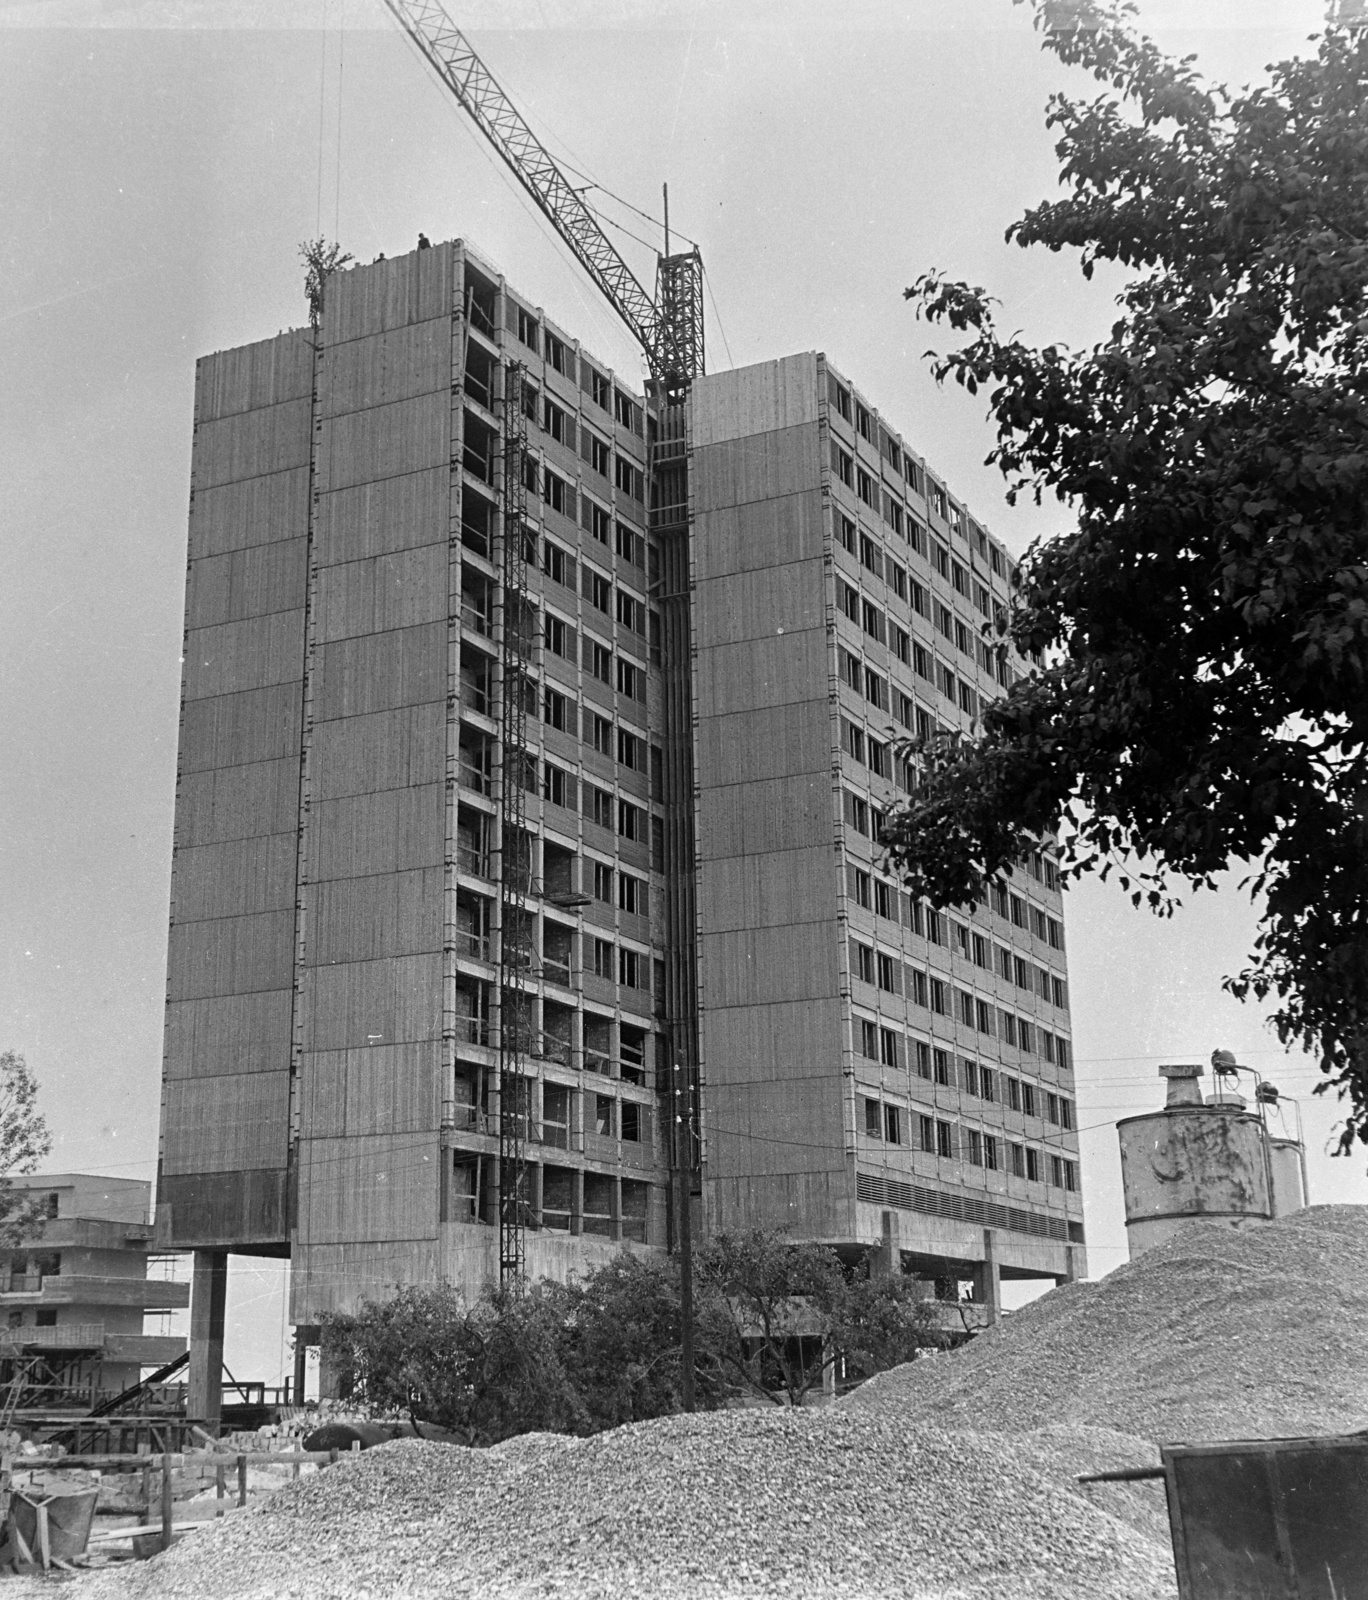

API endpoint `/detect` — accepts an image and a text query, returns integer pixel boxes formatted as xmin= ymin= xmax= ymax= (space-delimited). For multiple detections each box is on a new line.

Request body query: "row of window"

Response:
xmin=537 ymin=454 xmax=644 ymax=521
xmin=538 ymin=540 xmax=655 ymax=653
xmin=856 ymin=1028 xmax=1074 ymax=1123
xmin=850 ymin=945 xmax=1072 ymax=1065
xmin=507 ymin=303 xmax=644 ymax=437
xmin=846 ymin=863 xmax=1065 ymax=958
xmin=860 ymin=1097 xmax=1078 ymax=1190
xmin=827 ymin=371 xmax=1015 ymax=582
xmin=837 ymin=516 xmax=1005 ymax=650
xmin=591 ymin=937 xmax=655 ymax=994
xmin=839 ymin=637 xmax=985 ymax=726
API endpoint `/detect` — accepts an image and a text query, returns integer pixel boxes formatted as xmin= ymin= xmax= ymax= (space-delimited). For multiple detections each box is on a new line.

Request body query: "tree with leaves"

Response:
xmin=695 ymin=1231 xmax=939 ymax=1407
xmin=0 ymin=1051 xmax=52 ymax=1246
xmin=883 ymin=1 xmax=1368 ymax=1151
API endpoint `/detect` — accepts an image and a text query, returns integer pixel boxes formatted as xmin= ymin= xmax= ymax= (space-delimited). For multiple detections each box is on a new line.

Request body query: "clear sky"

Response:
xmin=2 ymin=0 xmax=1359 ymax=1380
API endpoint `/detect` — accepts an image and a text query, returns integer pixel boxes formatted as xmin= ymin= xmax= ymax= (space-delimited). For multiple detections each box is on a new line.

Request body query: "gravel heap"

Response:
xmin=847 ymin=1205 xmax=1368 ymax=1443
xmin=75 ymin=1413 xmax=1175 ymax=1600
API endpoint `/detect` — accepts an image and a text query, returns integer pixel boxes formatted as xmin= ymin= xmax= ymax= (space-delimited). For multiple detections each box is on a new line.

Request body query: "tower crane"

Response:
xmin=377 ymin=0 xmax=704 ymax=392
xmin=373 ymin=0 xmax=705 ymax=1288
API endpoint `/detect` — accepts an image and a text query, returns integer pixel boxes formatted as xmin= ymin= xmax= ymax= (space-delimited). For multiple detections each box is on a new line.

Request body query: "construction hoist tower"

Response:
xmin=378 ymin=0 xmax=705 ymax=1280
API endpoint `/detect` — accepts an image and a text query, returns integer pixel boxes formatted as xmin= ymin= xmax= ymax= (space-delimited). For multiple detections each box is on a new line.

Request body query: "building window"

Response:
xmin=1026 ymin=1147 xmax=1041 ymax=1182
xmin=919 ymin=1114 xmax=936 ymax=1153
xmin=614 ymin=390 xmax=641 ymax=434
xmin=618 ymin=872 xmax=647 ymax=916
xmin=859 ymin=534 xmax=883 ymax=580
xmin=44 ymin=1194 xmax=58 ymax=1221
xmin=874 ymin=880 xmax=893 ymax=920
xmin=617 ymin=728 xmax=643 ymax=770
xmin=844 ymin=791 xmax=870 ymax=837
xmin=542 ymin=541 xmax=575 ymax=589
xmin=844 ymin=719 xmax=865 ymax=764
xmin=864 ymin=1097 xmax=881 ymax=1137
xmin=864 ymin=668 xmax=886 ymax=710
xmin=516 ymin=306 xmax=539 ymax=350
xmin=1060 ymin=1097 xmax=1074 ymax=1131
xmin=595 ymin=1094 xmax=615 ymax=1137
xmin=838 ymin=514 xmax=856 ymax=553
xmin=584 ymin=501 xmax=611 ymax=544
xmin=929 ymin=977 xmax=947 ymax=1016
xmin=1007 ymin=1076 xmax=1021 ymax=1112
xmin=1050 ymin=1155 xmax=1064 ymax=1188
xmin=979 ymin=1068 xmax=996 ymax=1104
xmin=914 ymin=1040 xmax=931 ymax=1080
xmin=542 ymin=686 xmax=570 ymax=731
xmin=545 ymin=332 xmax=569 ymax=375
xmin=983 ymin=1135 xmax=999 ymax=1172
xmin=592 ymin=713 xmax=613 ymax=756
xmin=618 ymin=947 xmax=642 ymax=989
xmin=1022 ymin=1082 xmax=1037 ymax=1119
xmin=839 ymin=580 xmax=860 ymax=623
xmin=586 ymin=571 xmax=611 ymax=613
xmin=588 ymin=786 xmax=614 ymax=830
xmin=593 ymin=862 xmax=613 ymax=903
xmin=879 ymin=1027 xmax=899 ymax=1069
xmin=967 ymin=1130 xmax=983 ymax=1166
xmin=853 ymin=942 xmax=875 ymax=985
xmin=1047 ymin=1092 xmax=1061 ymax=1125
xmin=617 ymin=799 xmax=645 ymax=841
xmin=1010 ymin=1142 xmax=1026 ymax=1178
xmin=616 ymin=522 xmax=645 ymax=568
xmin=621 ymin=1102 xmax=643 ymax=1143
xmin=1000 ymin=1009 xmax=1018 ymax=1046
xmin=1064 ymin=1159 xmax=1078 ymax=1192
xmin=861 ymin=598 xmax=886 ymax=645
xmin=976 ymin=998 xmax=995 ymax=1035
xmin=962 ymin=1059 xmax=978 ymax=1097
xmin=876 ymin=953 xmax=899 ymax=997
xmin=936 ymin=1120 xmax=954 ymax=1158
xmin=855 ymin=400 xmax=872 ymax=442
xmin=853 ymin=867 xmax=871 ymax=909
xmin=542 ymin=763 xmax=573 ymax=808
xmin=616 ymin=658 xmax=643 ymax=701
xmin=616 ymin=591 xmax=646 ymax=636
xmin=588 ymin=642 xmax=612 ymax=686
xmin=860 ymin=1018 xmax=878 ymax=1059
xmin=593 ymin=938 xmax=613 ymax=979
xmin=884 ymin=1104 xmax=902 ymax=1145
xmin=542 ymin=468 xmax=573 ymax=517
xmin=1019 ymin=1020 xmax=1035 ymax=1056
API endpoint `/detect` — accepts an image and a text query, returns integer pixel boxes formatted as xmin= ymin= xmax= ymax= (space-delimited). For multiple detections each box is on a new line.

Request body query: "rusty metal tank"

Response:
xmin=1117 ymin=1063 xmax=1272 ymax=1258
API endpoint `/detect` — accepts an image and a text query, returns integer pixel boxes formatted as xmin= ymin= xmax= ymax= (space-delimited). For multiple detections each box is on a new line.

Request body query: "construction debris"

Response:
xmin=845 ymin=1205 xmax=1368 ymax=1443
xmin=19 ymin=1206 xmax=1366 ymax=1599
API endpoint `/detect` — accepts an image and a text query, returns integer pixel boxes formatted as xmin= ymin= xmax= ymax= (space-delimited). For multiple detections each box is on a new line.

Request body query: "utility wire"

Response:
xmin=703 ymin=262 xmax=735 ymax=369
xmin=315 ymin=0 xmax=329 ymax=236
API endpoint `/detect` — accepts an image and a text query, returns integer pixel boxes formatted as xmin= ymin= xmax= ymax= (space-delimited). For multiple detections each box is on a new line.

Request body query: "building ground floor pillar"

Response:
xmin=187 ymin=1249 xmax=228 ymax=1426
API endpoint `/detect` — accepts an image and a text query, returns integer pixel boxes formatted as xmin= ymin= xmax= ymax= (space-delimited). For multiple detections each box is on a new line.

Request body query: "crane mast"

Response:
xmin=378 ymin=0 xmax=704 ymax=389
xmin=377 ymin=0 xmax=705 ymax=1286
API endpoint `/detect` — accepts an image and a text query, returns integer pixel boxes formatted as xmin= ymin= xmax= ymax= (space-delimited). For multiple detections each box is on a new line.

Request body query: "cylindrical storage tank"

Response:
xmin=1268 ymin=1137 xmax=1306 ymax=1217
xmin=1118 ymin=1064 xmax=1272 ymax=1258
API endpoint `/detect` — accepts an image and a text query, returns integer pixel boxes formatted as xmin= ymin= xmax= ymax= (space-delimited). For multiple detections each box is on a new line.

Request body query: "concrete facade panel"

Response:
xmin=311 ymin=784 xmax=444 ymax=882
xmin=190 ymin=469 xmax=309 ymax=559
xmin=312 ymin=622 xmax=446 ymax=721
xmin=165 ymin=910 xmax=295 ymax=1002
xmin=195 ymin=332 xmax=313 ymax=423
xmin=309 ymin=867 xmax=443 ymax=965
xmin=318 ymin=394 xmax=449 ymax=492
xmin=314 ymin=542 xmax=448 ymax=644
xmin=193 ymin=398 xmax=312 ymax=489
xmin=696 ymin=773 xmax=833 ymax=859
xmin=174 ymin=758 xmax=299 ymax=846
xmin=296 ymin=1133 xmax=439 ymax=1248
xmin=177 ymin=684 xmax=302 ymax=775
xmin=303 ymin=952 xmax=443 ymax=1052
xmin=183 ymin=611 xmax=306 ymax=701
xmin=163 ymin=990 xmax=293 ymax=1080
xmin=323 ymin=318 xmax=450 ymax=415
xmin=172 ymin=833 xmax=299 ymax=922
xmin=309 ymin=702 xmax=445 ymax=802
xmin=300 ymin=1042 xmax=441 ymax=1139
xmin=315 ymin=468 xmax=447 ymax=565
xmin=161 ymin=1072 xmax=290 ymax=1176
xmin=185 ymin=538 xmax=308 ymax=630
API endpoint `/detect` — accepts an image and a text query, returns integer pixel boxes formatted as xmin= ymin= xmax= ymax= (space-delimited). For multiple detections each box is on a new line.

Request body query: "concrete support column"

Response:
xmin=977 ymin=1229 xmax=1001 ymax=1325
xmin=871 ymin=1209 xmax=898 ymax=1276
xmin=570 ymin=1168 xmax=584 ymax=1235
xmin=187 ymin=1249 xmax=228 ymax=1427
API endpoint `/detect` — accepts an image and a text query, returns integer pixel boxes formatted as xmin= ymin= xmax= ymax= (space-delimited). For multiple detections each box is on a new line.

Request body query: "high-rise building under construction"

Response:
xmin=159 ymin=239 xmax=1085 ymax=1410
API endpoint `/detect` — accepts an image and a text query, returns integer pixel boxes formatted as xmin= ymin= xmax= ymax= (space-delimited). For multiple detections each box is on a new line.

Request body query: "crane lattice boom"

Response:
xmin=379 ymin=0 xmax=701 ymax=386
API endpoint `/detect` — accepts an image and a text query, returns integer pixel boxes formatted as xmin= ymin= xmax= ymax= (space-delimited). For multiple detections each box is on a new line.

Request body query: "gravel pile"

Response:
xmin=846 ymin=1205 xmax=1368 ymax=1444
xmin=74 ymin=1413 xmax=1175 ymax=1600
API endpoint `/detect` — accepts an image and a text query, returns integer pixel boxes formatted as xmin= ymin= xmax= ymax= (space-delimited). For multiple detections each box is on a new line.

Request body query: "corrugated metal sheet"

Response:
xmin=190 ymin=468 xmax=309 ymax=560
xmin=160 ymin=1071 xmax=291 ymax=1174
xmin=193 ymin=398 xmax=312 ymax=490
xmin=315 ymin=467 xmax=447 ymax=565
xmin=300 ymin=1042 xmax=440 ymax=1139
xmin=313 ymin=542 xmax=448 ymax=643
xmin=174 ymin=758 xmax=299 ymax=846
xmin=317 ymin=393 xmax=450 ymax=492
xmin=312 ymin=621 xmax=446 ymax=721
xmin=309 ymin=702 xmax=444 ymax=802
xmin=182 ymin=610 xmax=306 ymax=701
xmin=177 ymin=684 xmax=302 ymax=775
xmin=302 ymin=952 xmax=443 ymax=1052
xmin=163 ymin=990 xmax=293 ymax=1080
xmin=195 ymin=332 xmax=313 ymax=423
xmin=308 ymin=867 xmax=443 ymax=965
xmin=322 ymin=319 xmax=449 ymax=416
xmin=165 ymin=910 xmax=294 ymax=1002
xmin=185 ymin=538 xmax=307 ymax=630
xmin=311 ymin=784 xmax=443 ymax=881
xmin=171 ymin=833 xmax=298 ymax=923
